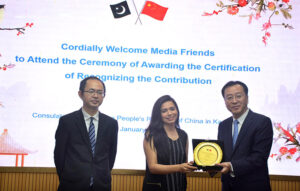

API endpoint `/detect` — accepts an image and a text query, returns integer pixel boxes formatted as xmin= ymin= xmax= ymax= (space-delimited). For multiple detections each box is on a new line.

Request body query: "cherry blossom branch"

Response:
xmin=0 ymin=27 xmax=25 ymax=34
xmin=203 ymin=0 xmax=293 ymax=45
xmin=0 ymin=23 xmax=34 ymax=36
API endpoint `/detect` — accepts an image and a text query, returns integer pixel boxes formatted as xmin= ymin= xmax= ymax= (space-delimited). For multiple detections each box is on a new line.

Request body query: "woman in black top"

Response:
xmin=142 ymin=95 xmax=197 ymax=191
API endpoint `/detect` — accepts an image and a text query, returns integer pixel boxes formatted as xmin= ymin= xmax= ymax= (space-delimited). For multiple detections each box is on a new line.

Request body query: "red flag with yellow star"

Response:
xmin=141 ymin=1 xmax=168 ymax=21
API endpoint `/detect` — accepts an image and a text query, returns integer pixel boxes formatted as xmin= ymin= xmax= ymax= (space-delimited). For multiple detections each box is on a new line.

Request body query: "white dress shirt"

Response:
xmin=82 ymin=108 xmax=99 ymax=139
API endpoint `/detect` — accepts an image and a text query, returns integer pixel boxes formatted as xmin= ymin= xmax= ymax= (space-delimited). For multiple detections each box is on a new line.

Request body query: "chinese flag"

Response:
xmin=141 ymin=1 xmax=168 ymax=21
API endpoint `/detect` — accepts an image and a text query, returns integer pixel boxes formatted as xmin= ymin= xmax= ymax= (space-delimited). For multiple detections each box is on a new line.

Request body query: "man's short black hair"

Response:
xmin=221 ymin=81 xmax=248 ymax=98
xmin=79 ymin=76 xmax=106 ymax=96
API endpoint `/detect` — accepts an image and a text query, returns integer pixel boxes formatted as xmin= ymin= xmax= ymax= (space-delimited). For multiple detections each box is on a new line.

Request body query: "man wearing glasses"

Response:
xmin=217 ymin=81 xmax=273 ymax=191
xmin=54 ymin=76 xmax=118 ymax=191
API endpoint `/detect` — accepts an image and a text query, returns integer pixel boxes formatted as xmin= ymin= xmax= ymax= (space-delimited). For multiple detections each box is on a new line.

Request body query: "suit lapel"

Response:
xmin=74 ymin=109 xmax=91 ymax=149
xmin=232 ymin=110 xmax=254 ymax=154
xmin=224 ymin=118 xmax=234 ymax=156
xmin=95 ymin=112 xmax=105 ymax=149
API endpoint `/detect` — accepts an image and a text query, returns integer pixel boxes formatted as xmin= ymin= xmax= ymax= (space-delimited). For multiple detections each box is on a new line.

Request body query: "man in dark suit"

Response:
xmin=54 ymin=76 xmax=118 ymax=191
xmin=217 ymin=81 xmax=273 ymax=191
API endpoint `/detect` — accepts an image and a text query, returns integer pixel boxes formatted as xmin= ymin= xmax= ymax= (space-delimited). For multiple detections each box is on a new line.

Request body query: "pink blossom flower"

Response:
xmin=268 ymin=2 xmax=276 ymax=11
xmin=227 ymin=6 xmax=239 ymax=15
xmin=255 ymin=13 xmax=261 ymax=20
xmin=296 ymin=122 xmax=300 ymax=134
xmin=282 ymin=0 xmax=290 ymax=4
xmin=248 ymin=14 xmax=253 ymax=24
xmin=277 ymin=123 xmax=295 ymax=142
xmin=262 ymin=20 xmax=272 ymax=31
xmin=288 ymin=148 xmax=297 ymax=155
xmin=262 ymin=36 xmax=267 ymax=45
xmin=279 ymin=147 xmax=288 ymax=155
xmin=238 ymin=0 xmax=248 ymax=7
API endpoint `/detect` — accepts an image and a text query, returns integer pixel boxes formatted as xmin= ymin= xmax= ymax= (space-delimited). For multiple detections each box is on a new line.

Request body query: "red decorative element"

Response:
xmin=279 ymin=147 xmax=288 ymax=155
xmin=262 ymin=20 xmax=272 ymax=31
xmin=17 ymin=22 xmax=33 ymax=36
xmin=262 ymin=36 xmax=267 ymax=46
xmin=141 ymin=1 xmax=168 ymax=21
xmin=1 ymin=64 xmax=15 ymax=71
xmin=238 ymin=0 xmax=248 ymax=7
xmin=277 ymin=123 xmax=295 ymax=142
xmin=0 ymin=129 xmax=34 ymax=167
xmin=262 ymin=31 xmax=271 ymax=45
xmin=0 ymin=65 xmax=8 ymax=71
xmin=202 ymin=0 xmax=293 ymax=45
xmin=288 ymin=148 xmax=297 ymax=155
xmin=25 ymin=22 xmax=34 ymax=27
xmin=0 ymin=22 xmax=34 ymax=36
xmin=227 ymin=6 xmax=239 ymax=15
xmin=268 ymin=2 xmax=276 ymax=11
xmin=296 ymin=123 xmax=300 ymax=134
xmin=255 ymin=13 xmax=261 ymax=20
xmin=248 ymin=14 xmax=253 ymax=24
xmin=272 ymin=122 xmax=300 ymax=162
xmin=202 ymin=10 xmax=222 ymax=16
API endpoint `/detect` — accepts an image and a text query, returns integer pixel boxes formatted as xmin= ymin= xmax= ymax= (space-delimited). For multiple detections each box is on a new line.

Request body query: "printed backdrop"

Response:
xmin=0 ymin=0 xmax=299 ymax=176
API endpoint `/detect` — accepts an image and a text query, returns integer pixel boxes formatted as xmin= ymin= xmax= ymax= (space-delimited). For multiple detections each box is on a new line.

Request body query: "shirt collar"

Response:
xmin=81 ymin=108 xmax=99 ymax=121
xmin=233 ymin=108 xmax=249 ymax=124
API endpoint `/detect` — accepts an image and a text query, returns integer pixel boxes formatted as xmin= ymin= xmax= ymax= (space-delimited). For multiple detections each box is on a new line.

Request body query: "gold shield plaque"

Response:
xmin=193 ymin=142 xmax=223 ymax=166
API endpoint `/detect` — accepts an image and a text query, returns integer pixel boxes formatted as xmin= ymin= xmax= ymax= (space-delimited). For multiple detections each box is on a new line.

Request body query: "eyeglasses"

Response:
xmin=225 ymin=93 xmax=244 ymax=102
xmin=83 ymin=89 xmax=105 ymax=96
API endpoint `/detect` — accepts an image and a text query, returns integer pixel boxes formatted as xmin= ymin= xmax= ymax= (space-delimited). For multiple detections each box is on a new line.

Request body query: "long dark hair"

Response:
xmin=144 ymin=95 xmax=183 ymax=164
xmin=145 ymin=95 xmax=180 ymax=142
xmin=145 ymin=95 xmax=179 ymax=160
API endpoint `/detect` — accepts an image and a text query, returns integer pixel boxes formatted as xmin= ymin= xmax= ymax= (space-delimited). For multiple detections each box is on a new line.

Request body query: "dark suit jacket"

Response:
xmin=54 ymin=109 xmax=118 ymax=191
xmin=218 ymin=110 xmax=273 ymax=191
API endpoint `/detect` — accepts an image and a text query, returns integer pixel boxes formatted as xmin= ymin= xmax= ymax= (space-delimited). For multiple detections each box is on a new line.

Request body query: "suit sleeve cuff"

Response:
xmin=230 ymin=162 xmax=235 ymax=177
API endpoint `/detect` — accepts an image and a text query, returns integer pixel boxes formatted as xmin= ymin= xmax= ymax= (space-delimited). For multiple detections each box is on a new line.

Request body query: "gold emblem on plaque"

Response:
xmin=193 ymin=142 xmax=223 ymax=166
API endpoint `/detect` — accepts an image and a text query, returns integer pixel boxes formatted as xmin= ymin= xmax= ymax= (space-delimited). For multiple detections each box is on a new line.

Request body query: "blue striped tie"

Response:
xmin=89 ymin=117 xmax=95 ymax=186
xmin=233 ymin=119 xmax=239 ymax=147
xmin=89 ymin=117 xmax=96 ymax=155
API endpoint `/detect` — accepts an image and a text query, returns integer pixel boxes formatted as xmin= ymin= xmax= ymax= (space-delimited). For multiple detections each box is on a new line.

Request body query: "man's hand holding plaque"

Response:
xmin=192 ymin=139 xmax=224 ymax=172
